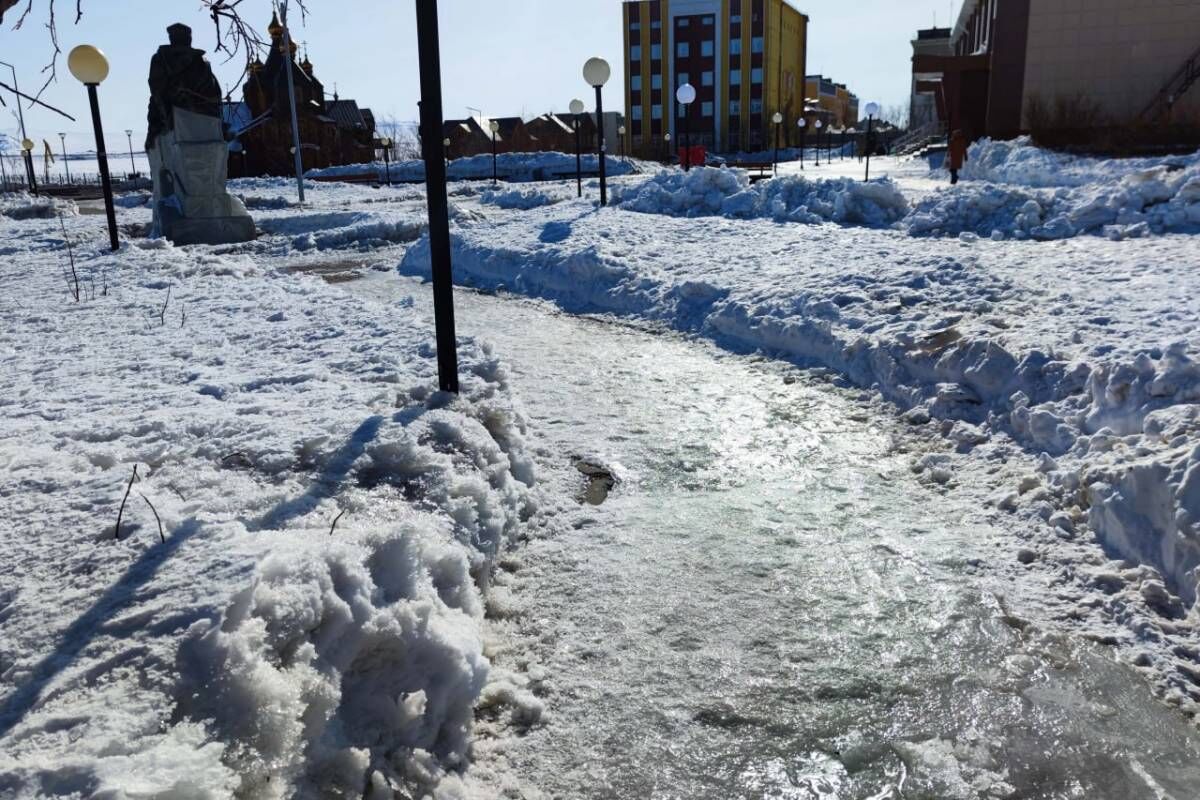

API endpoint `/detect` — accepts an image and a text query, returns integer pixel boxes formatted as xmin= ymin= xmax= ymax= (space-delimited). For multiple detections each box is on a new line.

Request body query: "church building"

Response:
xmin=222 ymin=14 xmax=377 ymax=177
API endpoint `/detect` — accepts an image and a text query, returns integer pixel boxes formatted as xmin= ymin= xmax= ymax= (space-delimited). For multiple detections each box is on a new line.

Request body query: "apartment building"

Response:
xmin=622 ymin=0 xmax=808 ymax=155
xmin=911 ymin=0 xmax=1200 ymax=141
xmin=804 ymin=74 xmax=860 ymax=128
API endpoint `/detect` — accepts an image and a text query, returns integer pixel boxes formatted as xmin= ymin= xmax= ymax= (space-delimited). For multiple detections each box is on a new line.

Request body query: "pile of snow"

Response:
xmin=910 ymin=163 xmax=1200 ymax=240
xmin=0 ymin=208 xmax=537 ymax=797
xmin=0 ymin=192 xmax=77 ymax=220
xmin=962 ymin=136 xmax=1200 ymax=188
xmin=614 ymin=166 xmax=909 ymax=227
xmin=480 ymin=184 xmax=570 ymax=210
xmin=308 ymin=151 xmax=639 ymax=184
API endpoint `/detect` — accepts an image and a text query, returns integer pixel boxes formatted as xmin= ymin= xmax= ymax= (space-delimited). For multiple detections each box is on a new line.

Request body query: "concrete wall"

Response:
xmin=1022 ymin=0 xmax=1200 ymax=126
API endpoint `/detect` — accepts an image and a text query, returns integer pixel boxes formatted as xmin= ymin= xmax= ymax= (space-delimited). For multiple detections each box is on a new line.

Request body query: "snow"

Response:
xmin=306 ymin=151 xmax=641 ymax=184
xmin=0 ymin=187 xmax=536 ymax=798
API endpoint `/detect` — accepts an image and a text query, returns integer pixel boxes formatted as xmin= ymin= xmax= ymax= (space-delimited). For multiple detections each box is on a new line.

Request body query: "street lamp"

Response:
xmin=583 ymin=56 xmax=611 ymax=206
xmin=0 ymin=137 xmax=8 ymax=189
xmin=813 ymin=119 xmax=823 ymax=166
xmin=1 ymin=60 xmax=38 ymax=195
xmin=771 ymin=111 xmax=783 ymax=176
xmin=663 ymin=131 xmax=671 ymax=165
xmin=864 ymin=101 xmax=880 ymax=182
xmin=488 ymin=119 xmax=500 ymax=186
xmin=124 ymin=129 xmax=136 ymax=178
xmin=58 ymin=132 xmax=70 ymax=183
xmin=21 ymin=137 xmax=36 ymax=194
xmin=69 ymin=45 xmax=118 ymax=251
xmin=797 ymin=117 xmax=807 ymax=171
xmin=442 ymin=137 xmax=451 ymax=170
xmin=826 ymin=125 xmax=835 ymax=165
xmin=380 ymin=136 xmax=392 ymax=185
xmin=617 ymin=124 xmax=626 ymax=161
xmin=569 ymin=98 xmax=585 ymax=197
xmin=675 ymin=82 xmax=696 ymax=171
xmin=844 ymin=127 xmax=855 ymax=161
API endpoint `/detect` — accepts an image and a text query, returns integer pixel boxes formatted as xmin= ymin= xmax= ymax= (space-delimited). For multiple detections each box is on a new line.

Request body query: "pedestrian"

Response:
xmin=948 ymin=129 xmax=968 ymax=185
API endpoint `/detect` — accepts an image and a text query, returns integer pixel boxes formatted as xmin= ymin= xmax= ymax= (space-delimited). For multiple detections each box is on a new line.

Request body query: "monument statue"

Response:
xmin=146 ymin=24 xmax=255 ymax=246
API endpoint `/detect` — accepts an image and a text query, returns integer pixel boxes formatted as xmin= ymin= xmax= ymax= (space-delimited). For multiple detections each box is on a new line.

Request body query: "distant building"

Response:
xmin=803 ymin=75 xmax=859 ymax=128
xmin=909 ymin=27 xmax=952 ymax=131
xmin=911 ymin=0 xmax=1200 ymax=142
xmin=621 ymin=0 xmax=809 ymax=155
xmin=439 ymin=112 xmax=620 ymax=159
xmin=222 ymin=13 xmax=376 ymax=177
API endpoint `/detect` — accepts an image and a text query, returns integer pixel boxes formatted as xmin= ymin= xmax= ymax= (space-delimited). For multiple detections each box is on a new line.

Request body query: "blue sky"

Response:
xmin=0 ymin=0 xmax=957 ymax=151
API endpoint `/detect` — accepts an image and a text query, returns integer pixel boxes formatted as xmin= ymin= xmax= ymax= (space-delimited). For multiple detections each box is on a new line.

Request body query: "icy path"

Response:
xmin=346 ymin=273 xmax=1200 ymax=798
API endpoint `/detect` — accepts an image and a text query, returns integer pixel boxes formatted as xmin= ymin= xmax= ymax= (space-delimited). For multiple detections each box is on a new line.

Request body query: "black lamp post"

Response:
xmin=864 ymin=102 xmax=879 ymax=182
xmin=797 ymin=116 xmax=807 ymax=171
xmin=569 ymin=98 xmax=584 ymax=197
xmin=663 ymin=132 xmax=671 ymax=165
xmin=69 ymin=45 xmax=118 ymax=251
xmin=124 ymin=129 xmax=136 ymax=177
xmin=59 ymin=132 xmax=70 ymax=182
xmin=414 ymin=0 xmax=459 ymax=394
xmin=583 ymin=57 xmax=611 ymax=207
xmin=1 ymin=60 xmax=38 ymax=195
xmin=489 ymin=119 xmax=500 ymax=185
xmin=676 ymin=82 xmax=695 ymax=171
xmin=20 ymin=138 xmax=37 ymax=194
xmin=0 ymin=142 xmax=7 ymax=189
xmin=771 ymin=111 xmax=783 ymax=176
xmin=442 ymin=137 xmax=451 ymax=171
xmin=826 ymin=126 xmax=833 ymax=165
xmin=618 ymin=124 xmax=626 ymax=162
xmin=380 ymin=136 xmax=392 ymax=185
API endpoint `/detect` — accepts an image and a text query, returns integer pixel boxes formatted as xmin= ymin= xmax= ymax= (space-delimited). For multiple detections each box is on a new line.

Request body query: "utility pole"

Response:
xmin=279 ymin=1 xmax=306 ymax=204
xmin=415 ymin=0 xmax=459 ymax=394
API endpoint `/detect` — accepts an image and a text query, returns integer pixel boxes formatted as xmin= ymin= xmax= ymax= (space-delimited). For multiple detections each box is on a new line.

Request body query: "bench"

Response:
xmin=727 ymin=162 xmax=774 ymax=183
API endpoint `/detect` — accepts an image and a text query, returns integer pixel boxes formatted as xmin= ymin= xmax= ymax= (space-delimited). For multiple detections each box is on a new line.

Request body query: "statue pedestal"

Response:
xmin=150 ymin=107 xmax=255 ymax=246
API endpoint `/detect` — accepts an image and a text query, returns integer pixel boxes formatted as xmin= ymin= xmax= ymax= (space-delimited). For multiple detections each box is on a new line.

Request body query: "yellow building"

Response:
xmin=803 ymin=74 xmax=859 ymax=128
xmin=622 ymin=0 xmax=808 ymax=156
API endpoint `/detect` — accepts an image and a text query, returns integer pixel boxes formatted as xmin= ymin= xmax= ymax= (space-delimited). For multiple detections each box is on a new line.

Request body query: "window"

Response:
xmin=631 ymin=75 xmax=642 ymax=91
xmin=729 ymin=100 xmax=741 ymax=116
xmin=702 ymin=102 xmax=713 ymax=117
xmin=730 ymin=39 xmax=742 ymax=55
xmin=677 ymin=42 xmax=690 ymax=58
xmin=751 ymin=37 xmax=764 ymax=54
xmin=651 ymin=19 xmax=661 ymax=29
xmin=702 ymin=15 xmax=714 ymax=24
xmin=632 ymin=106 xmax=643 ymax=120
xmin=678 ymin=72 xmax=689 ymax=86
xmin=631 ymin=45 xmax=641 ymax=61
xmin=677 ymin=18 xmax=689 ymax=27
xmin=678 ymin=103 xmax=687 ymax=118
xmin=702 ymin=40 xmax=714 ymax=57
xmin=730 ymin=71 xmax=742 ymax=86
xmin=651 ymin=43 xmax=662 ymax=59
xmin=730 ymin=14 xmax=741 ymax=23
xmin=750 ymin=99 xmax=763 ymax=114
xmin=652 ymin=104 xmax=662 ymax=120
xmin=751 ymin=67 xmax=763 ymax=84
xmin=630 ymin=21 xmax=641 ymax=32
xmin=652 ymin=74 xmax=662 ymax=90
xmin=702 ymin=71 xmax=713 ymax=87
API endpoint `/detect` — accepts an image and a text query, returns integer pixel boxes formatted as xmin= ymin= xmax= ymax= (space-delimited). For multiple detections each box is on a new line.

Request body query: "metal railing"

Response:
xmin=1140 ymin=43 xmax=1200 ymax=123
xmin=891 ymin=121 xmax=948 ymax=156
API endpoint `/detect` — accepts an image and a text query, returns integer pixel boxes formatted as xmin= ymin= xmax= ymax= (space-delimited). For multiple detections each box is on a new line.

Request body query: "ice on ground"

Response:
xmin=0 ymin=207 xmax=536 ymax=797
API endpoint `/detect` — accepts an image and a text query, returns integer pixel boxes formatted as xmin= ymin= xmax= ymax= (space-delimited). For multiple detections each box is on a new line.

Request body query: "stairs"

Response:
xmin=891 ymin=121 xmax=948 ymax=157
xmin=1140 ymin=44 xmax=1200 ymax=123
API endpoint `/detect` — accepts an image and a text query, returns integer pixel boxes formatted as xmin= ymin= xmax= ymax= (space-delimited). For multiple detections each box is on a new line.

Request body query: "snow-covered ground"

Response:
xmin=4 ymin=138 xmax=1200 ymax=797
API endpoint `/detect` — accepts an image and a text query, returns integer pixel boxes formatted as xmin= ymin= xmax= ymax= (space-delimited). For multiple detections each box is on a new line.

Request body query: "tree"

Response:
xmin=4 ymin=0 xmax=308 ymax=99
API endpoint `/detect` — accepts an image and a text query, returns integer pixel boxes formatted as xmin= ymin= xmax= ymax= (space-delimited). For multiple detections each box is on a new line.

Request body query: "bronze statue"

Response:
xmin=146 ymin=24 xmax=223 ymax=150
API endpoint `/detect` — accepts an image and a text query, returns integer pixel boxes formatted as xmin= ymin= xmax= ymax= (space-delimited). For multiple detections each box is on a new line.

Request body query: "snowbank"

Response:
xmin=962 ymin=136 xmax=1200 ymax=188
xmin=0 ymin=209 xmax=536 ymax=797
xmin=480 ymin=185 xmax=571 ymax=210
xmin=307 ymin=151 xmax=639 ymax=184
xmin=614 ymin=166 xmax=910 ymax=226
xmin=0 ymin=191 xmax=77 ymax=219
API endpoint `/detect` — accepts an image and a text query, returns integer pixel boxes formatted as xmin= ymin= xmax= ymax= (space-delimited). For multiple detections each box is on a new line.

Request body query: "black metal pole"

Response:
xmin=0 ymin=151 xmax=7 ymax=189
xmin=415 ymin=0 xmax=459 ymax=394
xmin=23 ymin=150 xmax=37 ymax=195
xmin=773 ymin=121 xmax=779 ymax=177
xmin=126 ymin=132 xmax=136 ymax=176
xmin=800 ymin=129 xmax=805 ymax=170
xmin=384 ymin=145 xmax=391 ymax=185
xmin=594 ymin=85 xmax=607 ymax=207
xmin=683 ymin=109 xmax=690 ymax=171
xmin=574 ymin=117 xmax=582 ymax=197
xmin=61 ymin=136 xmax=70 ymax=182
xmin=865 ymin=116 xmax=874 ymax=182
xmin=86 ymin=85 xmax=119 ymax=251
xmin=491 ymin=131 xmax=497 ymax=186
